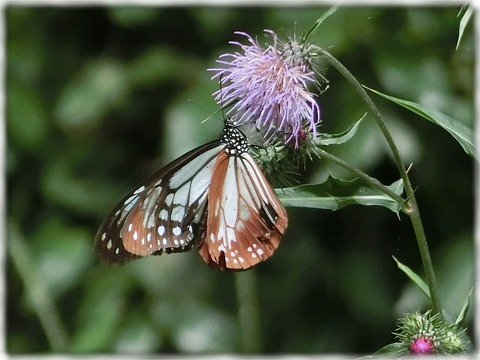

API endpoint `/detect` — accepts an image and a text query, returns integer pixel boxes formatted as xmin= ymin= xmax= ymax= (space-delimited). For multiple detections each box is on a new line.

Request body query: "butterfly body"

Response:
xmin=95 ymin=122 xmax=288 ymax=271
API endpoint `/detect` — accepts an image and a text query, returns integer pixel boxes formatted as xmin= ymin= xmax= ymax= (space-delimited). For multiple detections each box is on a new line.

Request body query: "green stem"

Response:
xmin=321 ymin=49 xmax=442 ymax=316
xmin=234 ymin=271 xmax=261 ymax=353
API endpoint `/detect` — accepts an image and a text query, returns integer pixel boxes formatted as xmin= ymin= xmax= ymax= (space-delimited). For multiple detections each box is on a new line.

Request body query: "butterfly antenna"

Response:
xmin=200 ymin=110 xmax=221 ymax=124
xmin=217 ymin=74 xmax=233 ymax=125
xmin=184 ymin=99 xmax=222 ymax=124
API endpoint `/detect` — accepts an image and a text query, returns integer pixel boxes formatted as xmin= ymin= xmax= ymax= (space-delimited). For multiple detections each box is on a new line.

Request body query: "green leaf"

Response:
xmin=455 ymin=287 xmax=473 ymax=327
xmin=277 ymin=176 xmax=404 ymax=213
xmin=393 ymin=256 xmax=430 ymax=299
xmin=317 ymin=113 xmax=366 ymax=145
xmin=456 ymin=5 xmax=473 ymax=51
xmin=365 ymin=86 xmax=477 ymax=160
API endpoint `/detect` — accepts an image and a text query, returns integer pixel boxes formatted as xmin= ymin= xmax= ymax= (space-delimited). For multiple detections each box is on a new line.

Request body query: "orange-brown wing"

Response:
xmin=198 ymin=151 xmax=288 ymax=271
xmin=95 ymin=142 xmax=223 ymax=264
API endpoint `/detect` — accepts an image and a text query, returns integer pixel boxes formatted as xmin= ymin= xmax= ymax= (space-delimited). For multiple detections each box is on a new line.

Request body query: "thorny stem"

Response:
xmin=320 ymin=49 xmax=442 ymax=317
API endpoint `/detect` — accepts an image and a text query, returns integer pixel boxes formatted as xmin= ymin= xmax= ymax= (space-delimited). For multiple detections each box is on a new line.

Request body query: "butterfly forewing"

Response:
xmin=94 ymin=142 xmax=224 ymax=264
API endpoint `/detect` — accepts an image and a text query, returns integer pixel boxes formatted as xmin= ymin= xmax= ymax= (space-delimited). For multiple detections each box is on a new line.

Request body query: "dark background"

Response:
xmin=6 ymin=5 xmax=474 ymax=354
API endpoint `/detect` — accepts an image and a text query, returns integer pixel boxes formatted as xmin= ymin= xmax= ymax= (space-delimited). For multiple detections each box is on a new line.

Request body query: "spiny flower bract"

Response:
xmin=393 ymin=310 xmax=467 ymax=354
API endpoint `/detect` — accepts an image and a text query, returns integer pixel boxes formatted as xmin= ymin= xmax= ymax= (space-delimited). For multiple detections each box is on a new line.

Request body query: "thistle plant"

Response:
xmin=209 ymin=6 xmax=473 ymax=355
xmin=393 ymin=310 xmax=466 ymax=354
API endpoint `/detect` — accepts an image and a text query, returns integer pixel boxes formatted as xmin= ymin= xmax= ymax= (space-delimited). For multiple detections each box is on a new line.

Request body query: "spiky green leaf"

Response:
xmin=456 ymin=5 xmax=473 ymax=50
xmin=277 ymin=176 xmax=404 ymax=213
xmin=393 ymin=256 xmax=430 ymax=299
xmin=455 ymin=287 xmax=473 ymax=327
xmin=317 ymin=113 xmax=366 ymax=145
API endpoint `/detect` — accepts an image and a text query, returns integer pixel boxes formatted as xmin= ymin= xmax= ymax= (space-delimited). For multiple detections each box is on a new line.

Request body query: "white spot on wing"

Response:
xmin=134 ymin=185 xmax=146 ymax=194
xmin=173 ymin=185 xmax=189 ymax=209
xmin=157 ymin=225 xmax=165 ymax=236
xmin=165 ymin=193 xmax=174 ymax=206
xmin=172 ymin=226 xmax=181 ymax=236
xmin=146 ymin=209 xmax=156 ymax=229
xmin=159 ymin=209 xmax=169 ymax=221
xmin=171 ymin=205 xmax=185 ymax=223
xmin=124 ymin=195 xmax=138 ymax=206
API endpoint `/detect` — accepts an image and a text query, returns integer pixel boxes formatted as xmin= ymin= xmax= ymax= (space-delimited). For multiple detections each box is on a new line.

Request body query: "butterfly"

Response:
xmin=94 ymin=121 xmax=288 ymax=271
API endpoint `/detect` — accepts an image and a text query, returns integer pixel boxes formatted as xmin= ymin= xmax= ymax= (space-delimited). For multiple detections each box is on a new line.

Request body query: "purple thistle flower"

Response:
xmin=209 ymin=30 xmax=321 ymax=147
xmin=410 ymin=337 xmax=434 ymax=354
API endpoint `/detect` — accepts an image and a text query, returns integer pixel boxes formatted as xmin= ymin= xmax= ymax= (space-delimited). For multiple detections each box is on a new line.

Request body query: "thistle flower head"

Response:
xmin=251 ymin=141 xmax=299 ymax=188
xmin=410 ymin=337 xmax=434 ymax=354
xmin=209 ymin=30 xmax=322 ymax=148
xmin=393 ymin=310 xmax=467 ymax=355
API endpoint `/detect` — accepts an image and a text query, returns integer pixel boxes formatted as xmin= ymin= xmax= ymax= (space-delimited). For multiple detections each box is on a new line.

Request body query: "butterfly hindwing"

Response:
xmin=198 ymin=151 xmax=288 ymax=271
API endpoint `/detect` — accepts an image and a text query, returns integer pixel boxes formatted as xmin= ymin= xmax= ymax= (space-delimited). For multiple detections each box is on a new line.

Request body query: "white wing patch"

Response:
xmin=169 ymin=146 xmax=223 ymax=189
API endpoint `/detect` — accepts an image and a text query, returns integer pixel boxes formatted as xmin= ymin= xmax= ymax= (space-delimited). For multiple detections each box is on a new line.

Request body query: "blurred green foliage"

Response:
xmin=6 ymin=5 xmax=474 ymax=354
